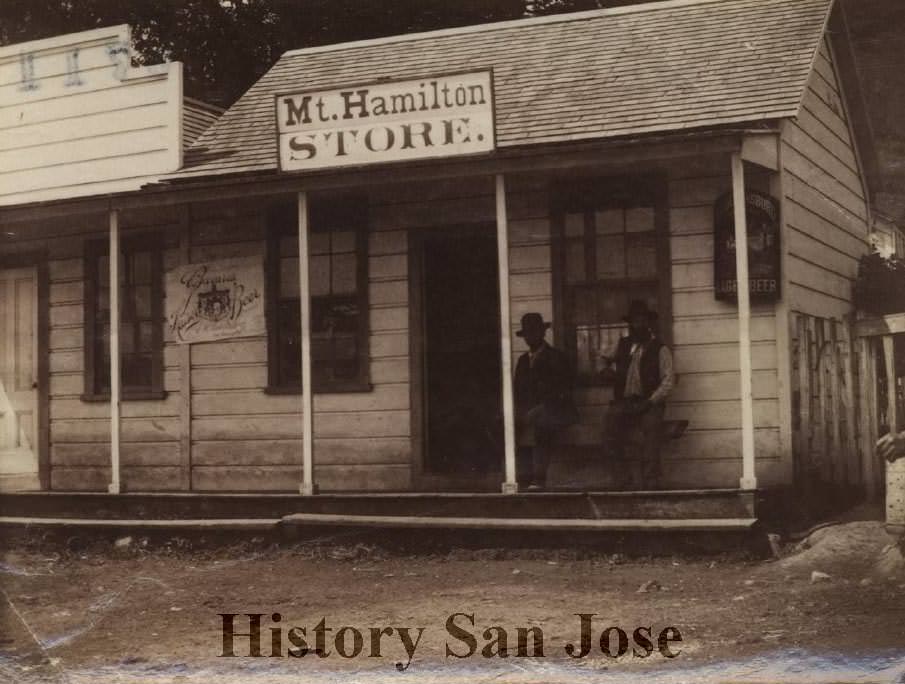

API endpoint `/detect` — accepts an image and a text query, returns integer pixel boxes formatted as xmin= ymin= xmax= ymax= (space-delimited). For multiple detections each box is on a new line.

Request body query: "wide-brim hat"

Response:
xmin=623 ymin=299 xmax=656 ymax=323
xmin=516 ymin=312 xmax=551 ymax=337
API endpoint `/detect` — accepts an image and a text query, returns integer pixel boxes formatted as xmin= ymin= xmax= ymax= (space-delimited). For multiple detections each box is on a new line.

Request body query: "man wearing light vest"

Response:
xmin=600 ymin=300 xmax=675 ymax=490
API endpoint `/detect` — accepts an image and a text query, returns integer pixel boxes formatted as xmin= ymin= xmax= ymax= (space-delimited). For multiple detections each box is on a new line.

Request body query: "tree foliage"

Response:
xmin=1 ymin=0 xmax=525 ymax=107
xmin=1 ymin=0 xmax=653 ymax=107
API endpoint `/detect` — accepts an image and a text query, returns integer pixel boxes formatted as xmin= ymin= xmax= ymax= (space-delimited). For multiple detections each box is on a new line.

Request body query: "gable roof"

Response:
xmin=172 ymin=0 xmax=834 ymax=181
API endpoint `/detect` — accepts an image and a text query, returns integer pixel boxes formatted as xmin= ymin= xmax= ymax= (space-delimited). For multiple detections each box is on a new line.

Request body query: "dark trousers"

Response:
xmin=603 ymin=399 xmax=665 ymax=489
xmin=516 ymin=404 xmax=572 ymax=487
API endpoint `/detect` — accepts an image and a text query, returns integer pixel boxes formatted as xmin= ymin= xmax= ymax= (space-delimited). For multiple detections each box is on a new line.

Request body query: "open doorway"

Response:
xmin=412 ymin=226 xmax=503 ymax=488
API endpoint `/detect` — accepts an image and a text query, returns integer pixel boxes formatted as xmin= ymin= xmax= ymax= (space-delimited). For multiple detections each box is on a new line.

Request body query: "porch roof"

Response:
xmin=168 ymin=0 xmax=832 ymax=182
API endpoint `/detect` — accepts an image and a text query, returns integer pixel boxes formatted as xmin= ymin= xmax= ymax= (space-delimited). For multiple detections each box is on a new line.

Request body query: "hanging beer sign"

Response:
xmin=713 ymin=190 xmax=781 ymax=303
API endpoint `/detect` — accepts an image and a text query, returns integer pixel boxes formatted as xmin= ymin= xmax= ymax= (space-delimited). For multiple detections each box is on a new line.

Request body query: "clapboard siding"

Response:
xmin=0 ymin=25 xmax=184 ymax=206
xmin=183 ymin=98 xmax=221 ymax=148
xmin=782 ymin=38 xmax=870 ymax=319
xmin=186 ymin=193 xmax=411 ymax=492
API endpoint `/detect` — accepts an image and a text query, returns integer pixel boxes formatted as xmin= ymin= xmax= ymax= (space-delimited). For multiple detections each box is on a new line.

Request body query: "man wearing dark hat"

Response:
xmin=600 ymin=300 xmax=675 ymax=489
xmin=513 ymin=313 xmax=578 ymax=490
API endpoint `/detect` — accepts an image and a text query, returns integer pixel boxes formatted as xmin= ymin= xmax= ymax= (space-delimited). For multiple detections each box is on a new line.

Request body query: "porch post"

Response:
xmin=108 ymin=208 xmax=121 ymax=494
xmin=495 ymin=174 xmax=518 ymax=494
xmin=731 ymin=153 xmax=758 ymax=490
xmin=298 ymin=191 xmax=315 ymax=496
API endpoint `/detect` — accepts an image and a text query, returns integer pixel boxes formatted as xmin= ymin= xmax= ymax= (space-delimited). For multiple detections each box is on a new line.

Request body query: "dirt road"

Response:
xmin=2 ymin=524 xmax=904 ymax=683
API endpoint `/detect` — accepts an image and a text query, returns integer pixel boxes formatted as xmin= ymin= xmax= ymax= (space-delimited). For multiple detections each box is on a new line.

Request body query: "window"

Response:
xmin=83 ymin=236 xmax=164 ymax=400
xmin=266 ymin=195 xmax=370 ymax=393
xmin=552 ymin=176 xmax=670 ymax=384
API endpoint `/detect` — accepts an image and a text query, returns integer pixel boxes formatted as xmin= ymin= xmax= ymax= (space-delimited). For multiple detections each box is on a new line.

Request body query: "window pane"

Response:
xmin=565 ymin=240 xmax=586 ymax=284
xmin=120 ymin=326 xmax=134 ymax=353
xmin=311 ymin=334 xmax=333 ymax=362
xmin=626 ymin=207 xmax=655 ymax=233
xmin=564 ymin=212 xmax=585 ymax=237
xmin=331 ymin=253 xmax=357 ymax=295
xmin=310 ymin=255 xmax=330 ymax=297
xmin=308 ymin=232 xmax=329 ymax=256
xmin=572 ymin=286 xmax=596 ymax=325
xmin=281 ymin=233 xmax=300 ymax=257
xmin=131 ymin=252 xmax=152 ymax=285
xmin=98 ymin=255 xmax=109 ymax=283
xmin=97 ymin=288 xmax=110 ymax=314
xmin=626 ymin=234 xmax=658 ymax=278
xmin=575 ymin=325 xmax=597 ymax=378
xmin=333 ymin=333 xmax=358 ymax=361
xmin=594 ymin=209 xmax=623 ymax=235
xmin=597 ymin=287 xmax=628 ymax=325
xmin=278 ymin=301 xmax=301 ymax=385
xmin=331 ymin=230 xmax=356 ymax=253
xmin=132 ymin=285 xmax=152 ymax=319
xmin=596 ymin=234 xmax=625 ymax=279
xmin=280 ymin=256 xmax=300 ymax=299
xmin=138 ymin=321 xmax=154 ymax=352
xmin=123 ymin=353 xmax=152 ymax=388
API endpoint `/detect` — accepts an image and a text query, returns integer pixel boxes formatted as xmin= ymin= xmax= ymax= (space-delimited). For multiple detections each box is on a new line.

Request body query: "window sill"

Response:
xmin=265 ymin=381 xmax=374 ymax=395
xmin=81 ymin=391 xmax=169 ymax=402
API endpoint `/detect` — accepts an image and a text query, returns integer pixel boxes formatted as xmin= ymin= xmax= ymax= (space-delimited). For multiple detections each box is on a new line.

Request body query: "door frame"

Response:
xmin=0 ymin=251 xmax=49 ymax=490
xmin=408 ymin=223 xmax=504 ymax=492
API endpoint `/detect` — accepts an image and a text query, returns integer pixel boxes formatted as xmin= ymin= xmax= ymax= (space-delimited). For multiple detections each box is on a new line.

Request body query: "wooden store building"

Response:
xmin=0 ymin=0 xmax=887 ymax=510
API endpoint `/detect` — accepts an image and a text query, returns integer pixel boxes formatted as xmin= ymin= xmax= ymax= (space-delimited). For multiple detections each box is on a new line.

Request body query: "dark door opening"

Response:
xmin=421 ymin=229 xmax=503 ymax=477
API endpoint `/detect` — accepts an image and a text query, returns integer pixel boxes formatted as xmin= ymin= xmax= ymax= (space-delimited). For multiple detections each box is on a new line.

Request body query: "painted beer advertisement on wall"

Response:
xmin=166 ymin=257 xmax=265 ymax=344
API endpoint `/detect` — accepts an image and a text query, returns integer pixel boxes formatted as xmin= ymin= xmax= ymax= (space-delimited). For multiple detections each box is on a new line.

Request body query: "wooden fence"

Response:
xmin=792 ymin=313 xmax=866 ymax=495
xmin=854 ymin=313 xmax=905 ymax=532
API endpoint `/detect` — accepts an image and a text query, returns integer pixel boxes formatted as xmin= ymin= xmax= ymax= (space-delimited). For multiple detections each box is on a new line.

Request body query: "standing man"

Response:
xmin=601 ymin=300 xmax=675 ymax=489
xmin=513 ymin=313 xmax=578 ymax=491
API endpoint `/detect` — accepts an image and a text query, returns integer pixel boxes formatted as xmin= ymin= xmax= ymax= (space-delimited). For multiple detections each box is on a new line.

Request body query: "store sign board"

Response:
xmin=276 ymin=71 xmax=495 ymax=171
xmin=166 ymin=257 xmax=265 ymax=344
xmin=713 ymin=191 xmax=781 ymax=303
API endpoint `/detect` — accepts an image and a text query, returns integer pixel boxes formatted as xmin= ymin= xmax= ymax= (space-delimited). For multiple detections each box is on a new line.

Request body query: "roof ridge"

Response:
xmin=282 ymin=0 xmax=736 ymax=59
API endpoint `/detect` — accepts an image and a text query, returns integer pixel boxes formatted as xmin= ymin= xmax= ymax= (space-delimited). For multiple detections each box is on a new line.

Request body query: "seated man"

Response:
xmin=600 ymin=300 xmax=675 ymax=490
xmin=513 ymin=313 xmax=578 ymax=490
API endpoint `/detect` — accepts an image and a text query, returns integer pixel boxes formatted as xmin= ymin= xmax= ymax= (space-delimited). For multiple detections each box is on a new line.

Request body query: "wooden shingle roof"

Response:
xmin=174 ymin=0 xmax=833 ymax=180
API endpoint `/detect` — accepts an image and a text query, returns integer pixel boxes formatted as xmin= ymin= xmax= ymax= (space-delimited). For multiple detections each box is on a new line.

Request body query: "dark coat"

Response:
xmin=514 ymin=343 xmax=578 ymax=422
xmin=613 ymin=335 xmax=664 ymax=400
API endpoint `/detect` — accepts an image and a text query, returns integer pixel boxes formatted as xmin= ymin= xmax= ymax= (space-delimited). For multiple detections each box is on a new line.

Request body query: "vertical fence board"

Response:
xmin=841 ymin=319 xmax=858 ymax=487
xmin=828 ymin=320 xmax=842 ymax=486
xmin=797 ymin=314 xmax=812 ymax=484
xmin=813 ymin=317 xmax=826 ymax=477
xmin=858 ymin=337 xmax=879 ymax=500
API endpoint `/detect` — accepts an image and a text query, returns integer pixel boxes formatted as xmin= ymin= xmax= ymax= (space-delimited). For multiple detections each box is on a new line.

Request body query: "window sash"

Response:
xmin=82 ymin=236 xmax=164 ymax=400
xmin=552 ymin=176 xmax=670 ymax=385
xmin=266 ymin=198 xmax=370 ymax=394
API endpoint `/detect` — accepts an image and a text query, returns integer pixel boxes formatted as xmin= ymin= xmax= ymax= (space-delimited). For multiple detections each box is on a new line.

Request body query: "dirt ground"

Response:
xmin=2 ymin=523 xmax=904 ymax=684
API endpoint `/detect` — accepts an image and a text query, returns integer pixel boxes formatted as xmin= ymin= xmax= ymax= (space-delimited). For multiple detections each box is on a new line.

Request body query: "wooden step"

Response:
xmin=281 ymin=512 xmax=758 ymax=532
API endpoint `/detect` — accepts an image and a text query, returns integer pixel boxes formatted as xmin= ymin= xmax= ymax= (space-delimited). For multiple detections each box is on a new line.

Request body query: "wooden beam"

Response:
xmin=731 ymin=153 xmax=757 ymax=490
xmin=281 ymin=512 xmax=758 ymax=532
xmin=828 ymin=320 xmax=842 ymax=485
xmin=883 ymin=334 xmax=905 ymax=532
xmin=179 ymin=208 xmax=192 ymax=491
xmin=108 ymin=209 xmax=121 ymax=494
xmin=856 ymin=313 xmax=905 ymax=338
xmin=297 ymin=192 xmax=315 ymax=496
xmin=840 ymin=318 xmax=859 ymax=487
xmin=883 ymin=335 xmax=899 ymax=435
xmin=796 ymin=314 xmax=812 ymax=488
xmin=858 ymin=337 xmax=879 ymax=500
xmin=741 ymin=132 xmax=779 ymax=171
xmin=86 ymin=134 xmax=743 ymax=214
xmin=496 ymin=174 xmax=518 ymax=495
